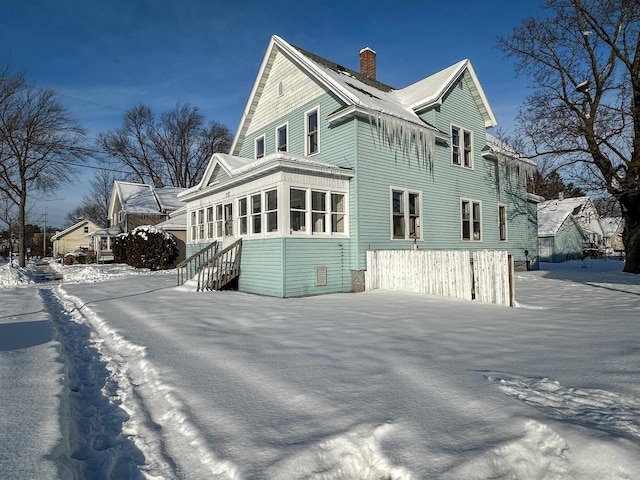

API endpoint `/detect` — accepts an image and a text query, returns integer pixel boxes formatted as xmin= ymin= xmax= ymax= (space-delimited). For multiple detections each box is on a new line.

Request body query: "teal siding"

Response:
xmin=550 ymin=220 xmax=583 ymax=263
xmin=282 ymin=238 xmax=351 ymax=297
xmin=237 ymin=237 xmax=351 ymax=297
xmin=238 ymin=238 xmax=284 ymax=297
xmin=238 ymin=93 xmax=354 ymax=169
xmin=350 ymin=77 xmax=535 ymax=270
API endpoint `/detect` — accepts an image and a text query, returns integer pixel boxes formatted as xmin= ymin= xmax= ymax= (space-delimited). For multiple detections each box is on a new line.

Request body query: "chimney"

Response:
xmin=360 ymin=47 xmax=376 ymax=80
xmin=558 ymin=191 xmax=565 ymax=201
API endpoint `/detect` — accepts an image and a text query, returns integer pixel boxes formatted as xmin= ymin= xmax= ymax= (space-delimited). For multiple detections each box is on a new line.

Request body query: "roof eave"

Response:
xmin=327 ymin=105 xmax=449 ymax=141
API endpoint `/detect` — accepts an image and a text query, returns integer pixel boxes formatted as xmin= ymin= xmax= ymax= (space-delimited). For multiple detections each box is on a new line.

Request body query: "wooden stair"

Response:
xmin=196 ymin=238 xmax=242 ymax=291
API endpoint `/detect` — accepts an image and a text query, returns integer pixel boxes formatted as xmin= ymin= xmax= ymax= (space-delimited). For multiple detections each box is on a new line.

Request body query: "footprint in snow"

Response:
xmin=484 ymin=372 xmax=640 ymax=442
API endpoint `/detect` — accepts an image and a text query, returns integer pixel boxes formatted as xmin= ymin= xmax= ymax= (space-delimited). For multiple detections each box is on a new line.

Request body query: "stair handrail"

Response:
xmin=176 ymin=240 xmax=218 ymax=286
xmin=197 ymin=238 xmax=242 ymax=291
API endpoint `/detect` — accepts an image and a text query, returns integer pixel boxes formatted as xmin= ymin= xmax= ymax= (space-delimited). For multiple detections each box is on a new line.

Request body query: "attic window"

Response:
xmin=345 ymin=82 xmax=381 ymax=100
xmin=278 ymin=81 xmax=284 ymax=97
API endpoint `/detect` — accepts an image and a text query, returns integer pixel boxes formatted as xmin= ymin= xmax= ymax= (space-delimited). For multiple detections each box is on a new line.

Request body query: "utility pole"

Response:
xmin=43 ymin=209 xmax=47 ymax=258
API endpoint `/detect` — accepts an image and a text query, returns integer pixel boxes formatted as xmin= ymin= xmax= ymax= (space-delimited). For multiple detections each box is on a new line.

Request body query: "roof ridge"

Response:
xmin=291 ymin=44 xmax=396 ymax=93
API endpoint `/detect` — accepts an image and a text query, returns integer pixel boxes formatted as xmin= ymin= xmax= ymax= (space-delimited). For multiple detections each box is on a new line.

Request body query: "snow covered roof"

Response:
xmin=484 ymin=133 xmax=535 ymax=167
xmin=601 ymin=216 xmax=623 ymax=236
xmin=180 ymin=152 xmax=354 ymax=200
xmin=231 ymin=35 xmax=497 ymax=155
xmin=537 ymin=206 xmax=577 ymax=237
xmin=113 ymin=181 xmax=186 ymax=215
xmin=90 ymin=226 xmax=122 ymax=237
xmin=537 ymin=198 xmax=594 ymax=236
xmin=156 ymin=212 xmax=187 ymax=231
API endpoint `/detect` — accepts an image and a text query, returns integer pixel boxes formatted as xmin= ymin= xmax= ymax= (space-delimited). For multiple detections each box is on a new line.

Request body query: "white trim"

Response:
xmin=287 ymin=185 xmax=349 ymax=237
xmin=498 ymin=203 xmax=508 ymax=242
xmin=275 ymin=122 xmax=288 ymax=152
xmin=461 ymin=198 xmax=482 ymax=242
xmin=305 ymin=105 xmax=320 ymax=156
xmin=389 ymin=186 xmax=422 ymax=241
xmin=450 ymin=123 xmax=473 ymax=169
xmin=254 ymin=134 xmax=266 ymax=159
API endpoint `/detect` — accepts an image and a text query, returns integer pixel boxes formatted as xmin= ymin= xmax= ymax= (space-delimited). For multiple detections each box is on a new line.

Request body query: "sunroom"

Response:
xmin=179 ymin=152 xmax=354 ymax=297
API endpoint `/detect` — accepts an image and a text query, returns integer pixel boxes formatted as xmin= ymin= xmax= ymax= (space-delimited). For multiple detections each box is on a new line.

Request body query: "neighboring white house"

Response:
xmin=537 ymin=196 xmax=604 ymax=256
xmin=601 ymin=216 xmax=625 ymax=255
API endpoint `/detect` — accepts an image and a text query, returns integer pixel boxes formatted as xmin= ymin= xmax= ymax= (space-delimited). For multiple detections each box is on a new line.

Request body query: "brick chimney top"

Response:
xmin=359 ymin=47 xmax=376 ymax=80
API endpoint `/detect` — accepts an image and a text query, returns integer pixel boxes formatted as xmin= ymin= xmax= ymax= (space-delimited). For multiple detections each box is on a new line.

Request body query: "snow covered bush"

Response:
xmin=116 ymin=226 xmax=178 ymax=270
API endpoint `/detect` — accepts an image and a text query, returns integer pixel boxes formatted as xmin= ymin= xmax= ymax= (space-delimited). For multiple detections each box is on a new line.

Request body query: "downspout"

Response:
xmin=354 ymin=117 xmax=361 ymax=271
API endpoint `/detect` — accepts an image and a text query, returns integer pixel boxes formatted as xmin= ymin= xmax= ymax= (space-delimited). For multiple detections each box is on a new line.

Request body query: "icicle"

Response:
xmin=368 ymin=111 xmax=435 ymax=171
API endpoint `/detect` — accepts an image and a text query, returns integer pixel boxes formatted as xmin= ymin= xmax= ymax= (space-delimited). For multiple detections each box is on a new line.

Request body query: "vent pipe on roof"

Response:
xmin=360 ymin=47 xmax=376 ymax=80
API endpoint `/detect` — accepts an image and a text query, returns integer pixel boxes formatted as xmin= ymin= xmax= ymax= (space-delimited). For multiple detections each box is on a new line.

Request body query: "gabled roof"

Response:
xmin=601 ymin=216 xmax=623 ymax=236
xmin=50 ymin=219 xmax=100 ymax=242
xmin=111 ymin=181 xmax=186 ymax=215
xmin=537 ymin=205 xmax=582 ymax=237
xmin=537 ymin=197 xmax=599 ymax=236
xmin=231 ymin=35 xmax=496 ymax=155
xmin=538 ymin=196 xmax=595 ymax=219
xmin=392 ymin=59 xmax=497 ymax=127
xmin=180 ymin=152 xmax=354 ymax=201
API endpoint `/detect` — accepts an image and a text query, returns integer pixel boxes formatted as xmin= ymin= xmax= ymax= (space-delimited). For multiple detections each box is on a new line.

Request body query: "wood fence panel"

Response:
xmin=366 ymin=249 xmax=513 ymax=306
xmin=366 ymin=250 xmax=473 ymax=301
xmin=473 ymin=250 xmax=511 ymax=306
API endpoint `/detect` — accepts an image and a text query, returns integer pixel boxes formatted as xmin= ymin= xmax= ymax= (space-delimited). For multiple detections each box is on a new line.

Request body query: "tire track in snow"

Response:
xmin=485 ymin=372 xmax=640 ymax=442
xmin=53 ymin=285 xmax=241 ymax=480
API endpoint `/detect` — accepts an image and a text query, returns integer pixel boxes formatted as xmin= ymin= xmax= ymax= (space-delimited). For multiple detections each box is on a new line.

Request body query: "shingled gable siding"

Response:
xmin=245 ymin=48 xmax=326 ymax=137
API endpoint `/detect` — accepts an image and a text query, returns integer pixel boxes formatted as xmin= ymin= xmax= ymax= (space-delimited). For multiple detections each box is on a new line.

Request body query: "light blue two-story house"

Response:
xmin=178 ymin=35 xmax=538 ymax=297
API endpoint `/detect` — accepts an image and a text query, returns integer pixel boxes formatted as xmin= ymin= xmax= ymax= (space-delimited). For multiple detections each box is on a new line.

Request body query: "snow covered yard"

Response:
xmin=1 ymin=259 xmax=640 ymax=479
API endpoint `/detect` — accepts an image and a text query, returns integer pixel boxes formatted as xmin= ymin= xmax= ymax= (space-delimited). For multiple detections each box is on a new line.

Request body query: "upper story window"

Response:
xmin=498 ymin=204 xmax=507 ymax=241
xmin=305 ymin=107 xmax=319 ymax=156
xmin=391 ymin=188 xmax=421 ymax=240
xmin=83 ymin=225 xmax=89 ymax=234
xmin=451 ymin=125 xmax=472 ymax=168
xmin=255 ymin=135 xmax=265 ymax=159
xmin=461 ymin=199 xmax=481 ymax=241
xmin=276 ymin=124 xmax=288 ymax=152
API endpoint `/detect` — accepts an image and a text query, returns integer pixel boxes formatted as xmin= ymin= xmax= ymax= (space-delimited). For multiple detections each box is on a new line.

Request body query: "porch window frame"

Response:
xmin=289 ymin=186 xmax=348 ymax=236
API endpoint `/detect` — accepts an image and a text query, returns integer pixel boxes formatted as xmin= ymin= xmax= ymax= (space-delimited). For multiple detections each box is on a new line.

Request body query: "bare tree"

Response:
xmin=499 ymin=0 xmax=640 ymax=272
xmin=0 ymin=66 xmax=86 ymax=267
xmin=64 ymin=169 xmax=118 ymax=227
xmin=97 ymin=103 xmax=232 ymax=188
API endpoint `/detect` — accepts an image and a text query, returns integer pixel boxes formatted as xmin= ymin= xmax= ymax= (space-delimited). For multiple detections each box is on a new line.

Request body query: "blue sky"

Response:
xmin=2 ymin=0 xmax=544 ymax=228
